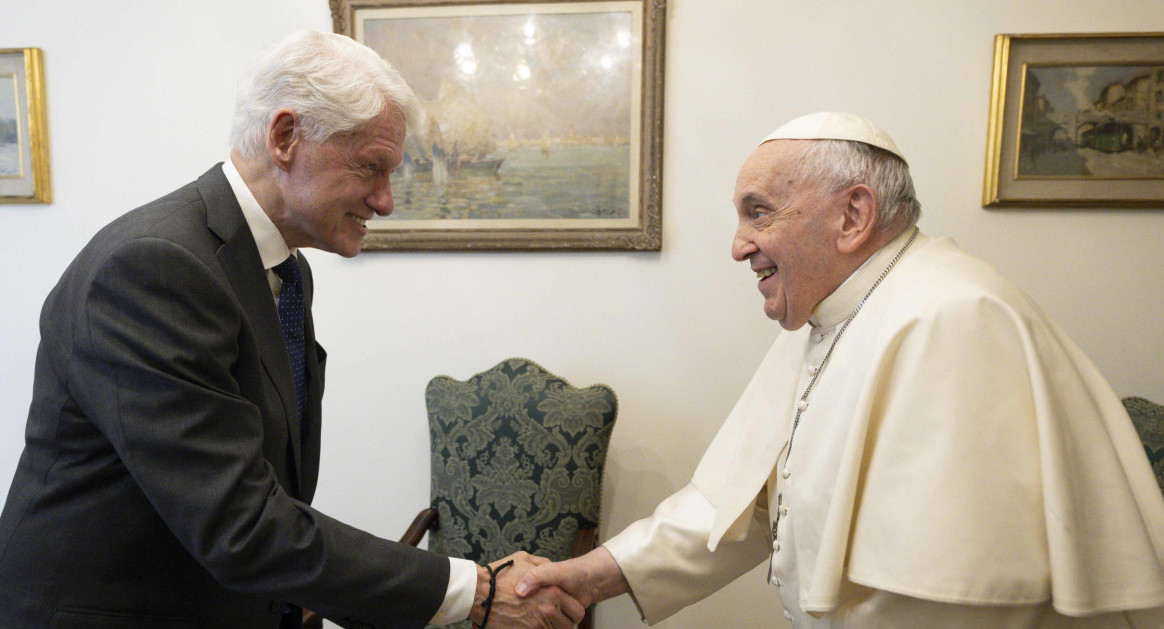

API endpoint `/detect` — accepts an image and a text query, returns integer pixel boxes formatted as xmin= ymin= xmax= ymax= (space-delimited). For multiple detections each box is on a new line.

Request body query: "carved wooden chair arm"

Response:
xmin=400 ymin=507 xmax=439 ymax=546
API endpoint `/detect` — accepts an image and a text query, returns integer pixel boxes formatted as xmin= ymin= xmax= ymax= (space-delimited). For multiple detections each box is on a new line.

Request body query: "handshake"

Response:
xmin=463 ymin=547 xmax=628 ymax=629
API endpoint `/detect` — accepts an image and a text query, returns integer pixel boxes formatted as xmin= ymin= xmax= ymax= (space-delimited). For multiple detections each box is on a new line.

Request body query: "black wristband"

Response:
xmin=477 ymin=559 xmax=515 ymax=629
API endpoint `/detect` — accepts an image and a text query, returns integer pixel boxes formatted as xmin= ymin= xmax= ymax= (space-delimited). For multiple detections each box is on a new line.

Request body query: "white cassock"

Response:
xmin=604 ymin=230 xmax=1164 ymax=628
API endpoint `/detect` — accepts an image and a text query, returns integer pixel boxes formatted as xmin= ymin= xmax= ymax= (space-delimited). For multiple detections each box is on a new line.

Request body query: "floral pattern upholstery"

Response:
xmin=1125 ymin=396 xmax=1164 ymax=495
xmin=425 ymin=358 xmax=617 ymax=626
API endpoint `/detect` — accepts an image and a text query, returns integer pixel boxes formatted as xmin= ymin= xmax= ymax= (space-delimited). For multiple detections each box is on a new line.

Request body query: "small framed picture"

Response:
xmin=0 ymin=48 xmax=51 ymax=204
xmin=983 ymin=33 xmax=1164 ymax=207
xmin=332 ymin=0 xmax=666 ymax=250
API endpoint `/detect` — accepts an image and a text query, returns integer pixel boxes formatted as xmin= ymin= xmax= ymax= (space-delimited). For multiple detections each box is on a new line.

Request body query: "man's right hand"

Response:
xmin=513 ymin=546 xmax=630 ymax=611
xmin=468 ymin=551 xmax=586 ymax=628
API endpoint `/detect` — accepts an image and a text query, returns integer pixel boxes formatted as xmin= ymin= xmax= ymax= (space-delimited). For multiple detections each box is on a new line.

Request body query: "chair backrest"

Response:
xmin=425 ymin=358 xmax=618 ymax=564
xmin=1123 ymin=396 xmax=1164 ymax=495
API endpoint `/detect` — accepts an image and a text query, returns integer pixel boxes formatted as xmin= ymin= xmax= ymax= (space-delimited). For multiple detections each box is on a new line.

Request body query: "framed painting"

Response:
xmin=332 ymin=0 xmax=665 ymax=250
xmin=983 ymin=33 xmax=1164 ymax=207
xmin=0 ymin=48 xmax=51 ymax=204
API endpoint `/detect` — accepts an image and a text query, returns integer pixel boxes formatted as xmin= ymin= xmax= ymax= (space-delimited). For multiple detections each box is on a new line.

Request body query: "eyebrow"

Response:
xmin=735 ymin=191 xmax=768 ymax=208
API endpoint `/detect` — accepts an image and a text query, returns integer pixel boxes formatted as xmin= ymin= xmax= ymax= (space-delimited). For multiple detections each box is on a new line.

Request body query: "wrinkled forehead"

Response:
xmin=733 ymin=140 xmax=810 ymax=205
xmin=332 ymin=107 xmax=407 ymax=153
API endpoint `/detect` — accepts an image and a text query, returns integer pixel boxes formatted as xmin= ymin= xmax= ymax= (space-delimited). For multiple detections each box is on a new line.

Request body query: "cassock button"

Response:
xmin=773 ymin=540 xmax=782 ymax=552
xmin=807 ymin=364 xmax=818 ymax=375
xmin=812 ymin=333 xmax=825 ymax=343
xmin=797 ymin=400 xmax=809 ymax=411
xmin=784 ymin=610 xmax=793 ymax=620
xmin=774 ymin=578 xmax=783 ymax=588
xmin=779 ymin=505 xmax=788 ymax=516
xmin=781 ymin=468 xmax=791 ymax=479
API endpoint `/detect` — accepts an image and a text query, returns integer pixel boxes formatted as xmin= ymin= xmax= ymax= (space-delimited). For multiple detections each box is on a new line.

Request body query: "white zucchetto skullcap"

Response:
xmin=760 ymin=112 xmax=907 ymax=163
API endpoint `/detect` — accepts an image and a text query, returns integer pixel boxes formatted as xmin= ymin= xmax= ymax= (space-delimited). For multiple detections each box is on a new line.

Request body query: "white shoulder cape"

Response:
xmin=691 ymin=236 xmax=1164 ymax=616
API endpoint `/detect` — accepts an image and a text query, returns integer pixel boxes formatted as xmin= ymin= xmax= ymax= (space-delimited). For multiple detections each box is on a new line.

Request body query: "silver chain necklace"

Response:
xmin=771 ymin=226 xmax=918 ymax=543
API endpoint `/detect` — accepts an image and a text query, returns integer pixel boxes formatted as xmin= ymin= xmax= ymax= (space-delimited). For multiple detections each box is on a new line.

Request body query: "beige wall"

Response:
xmin=1 ymin=1 xmax=1161 ymax=626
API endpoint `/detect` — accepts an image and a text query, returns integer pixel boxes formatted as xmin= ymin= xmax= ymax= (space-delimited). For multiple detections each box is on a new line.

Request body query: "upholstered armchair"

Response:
xmin=1124 ymin=396 xmax=1164 ymax=495
xmin=399 ymin=357 xmax=618 ymax=629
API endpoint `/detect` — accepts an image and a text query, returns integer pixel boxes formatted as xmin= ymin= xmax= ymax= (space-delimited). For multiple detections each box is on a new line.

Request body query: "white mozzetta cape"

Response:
xmin=605 ymin=234 xmax=1164 ymax=623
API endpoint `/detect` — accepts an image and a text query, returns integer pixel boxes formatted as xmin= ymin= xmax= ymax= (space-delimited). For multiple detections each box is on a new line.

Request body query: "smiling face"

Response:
xmin=275 ymin=106 xmax=406 ymax=257
xmin=731 ymin=140 xmax=850 ymax=330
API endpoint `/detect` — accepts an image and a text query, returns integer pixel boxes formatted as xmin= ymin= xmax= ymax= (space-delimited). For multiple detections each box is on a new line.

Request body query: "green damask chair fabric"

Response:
xmin=423 ymin=358 xmax=617 ymax=628
xmin=1124 ymin=396 xmax=1164 ymax=495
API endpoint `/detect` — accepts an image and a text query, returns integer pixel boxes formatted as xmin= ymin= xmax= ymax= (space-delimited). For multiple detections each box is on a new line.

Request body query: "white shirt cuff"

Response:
xmin=429 ymin=557 xmax=478 ymax=625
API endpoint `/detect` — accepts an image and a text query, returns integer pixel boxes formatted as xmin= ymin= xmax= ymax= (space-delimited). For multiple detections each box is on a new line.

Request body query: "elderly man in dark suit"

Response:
xmin=0 ymin=30 xmax=582 ymax=629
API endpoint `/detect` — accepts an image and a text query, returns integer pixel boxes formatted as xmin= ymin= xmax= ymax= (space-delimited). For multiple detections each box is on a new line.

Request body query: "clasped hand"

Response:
xmin=513 ymin=547 xmax=629 ymax=620
xmin=470 ymin=551 xmax=586 ymax=629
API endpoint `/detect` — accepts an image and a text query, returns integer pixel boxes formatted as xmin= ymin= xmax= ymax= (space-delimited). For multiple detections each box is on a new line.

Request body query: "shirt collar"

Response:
xmin=221 ymin=157 xmax=294 ymax=270
xmin=810 ymin=228 xmax=926 ymax=329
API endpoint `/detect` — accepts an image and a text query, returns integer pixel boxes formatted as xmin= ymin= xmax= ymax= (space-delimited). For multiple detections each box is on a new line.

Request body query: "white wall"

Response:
xmin=2 ymin=1 xmax=1162 ymax=627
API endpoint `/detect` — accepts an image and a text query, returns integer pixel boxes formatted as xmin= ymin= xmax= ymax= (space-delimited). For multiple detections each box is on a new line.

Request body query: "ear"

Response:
xmin=266 ymin=109 xmax=299 ymax=173
xmin=836 ymin=184 xmax=879 ymax=254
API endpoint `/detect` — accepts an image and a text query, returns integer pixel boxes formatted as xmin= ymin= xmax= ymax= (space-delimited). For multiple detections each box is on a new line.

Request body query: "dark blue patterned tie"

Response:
xmin=273 ymin=255 xmax=305 ymax=417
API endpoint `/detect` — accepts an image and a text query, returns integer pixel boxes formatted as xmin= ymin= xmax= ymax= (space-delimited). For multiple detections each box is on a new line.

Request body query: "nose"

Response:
xmin=368 ymin=175 xmax=394 ymax=216
xmin=732 ymin=224 xmax=757 ymax=262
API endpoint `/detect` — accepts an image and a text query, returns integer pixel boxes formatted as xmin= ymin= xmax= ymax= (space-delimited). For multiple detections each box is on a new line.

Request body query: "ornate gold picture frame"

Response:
xmin=0 ymin=48 xmax=51 ymax=204
xmin=983 ymin=33 xmax=1164 ymax=208
xmin=332 ymin=0 xmax=665 ymax=250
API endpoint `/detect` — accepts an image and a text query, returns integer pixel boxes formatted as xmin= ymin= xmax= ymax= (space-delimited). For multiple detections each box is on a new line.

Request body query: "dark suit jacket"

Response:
xmin=0 ymin=166 xmax=448 ymax=629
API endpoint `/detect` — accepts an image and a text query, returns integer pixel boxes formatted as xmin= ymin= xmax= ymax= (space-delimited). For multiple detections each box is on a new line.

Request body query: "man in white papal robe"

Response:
xmin=514 ymin=112 xmax=1164 ymax=628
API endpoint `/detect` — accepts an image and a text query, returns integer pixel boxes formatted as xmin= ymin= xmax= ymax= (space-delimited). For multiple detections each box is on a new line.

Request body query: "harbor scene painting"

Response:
xmin=358 ymin=3 xmax=640 ymax=230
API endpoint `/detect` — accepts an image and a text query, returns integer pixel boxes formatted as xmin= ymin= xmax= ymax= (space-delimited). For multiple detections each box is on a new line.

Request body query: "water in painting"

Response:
xmin=384 ymin=143 xmax=629 ymax=222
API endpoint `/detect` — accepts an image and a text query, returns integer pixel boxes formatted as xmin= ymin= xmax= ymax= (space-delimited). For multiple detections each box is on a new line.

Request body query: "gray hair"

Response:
xmin=230 ymin=30 xmax=422 ymax=159
xmin=794 ymin=140 xmax=922 ymax=234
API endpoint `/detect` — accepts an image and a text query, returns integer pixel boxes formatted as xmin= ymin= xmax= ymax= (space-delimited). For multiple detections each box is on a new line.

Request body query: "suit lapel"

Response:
xmin=197 ymin=165 xmax=304 ymax=496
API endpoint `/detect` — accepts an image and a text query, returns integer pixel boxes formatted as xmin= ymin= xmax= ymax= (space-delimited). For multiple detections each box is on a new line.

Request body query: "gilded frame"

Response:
xmin=332 ymin=0 xmax=665 ymax=250
xmin=983 ymin=33 xmax=1164 ymax=207
xmin=0 ymin=48 xmax=51 ymax=204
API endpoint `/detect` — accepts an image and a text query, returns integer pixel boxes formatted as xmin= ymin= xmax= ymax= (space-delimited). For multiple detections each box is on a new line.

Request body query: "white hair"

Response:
xmin=230 ymin=30 xmax=422 ymax=159
xmin=794 ymin=140 xmax=922 ymax=234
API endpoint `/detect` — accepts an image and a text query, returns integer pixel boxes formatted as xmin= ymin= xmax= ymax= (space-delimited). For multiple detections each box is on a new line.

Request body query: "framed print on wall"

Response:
xmin=0 ymin=48 xmax=51 ymax=204
xmin=983 ymin=33 xmax=1164 ymax=207
xmin=331 ymin=0 xmax=666 ymax=250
